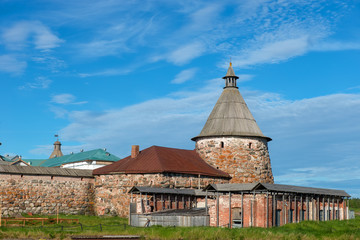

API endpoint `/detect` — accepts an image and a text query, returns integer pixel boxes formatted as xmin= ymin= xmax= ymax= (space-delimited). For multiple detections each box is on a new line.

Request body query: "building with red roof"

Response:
xmin=93 ymin=64 xmax=350 ymax=228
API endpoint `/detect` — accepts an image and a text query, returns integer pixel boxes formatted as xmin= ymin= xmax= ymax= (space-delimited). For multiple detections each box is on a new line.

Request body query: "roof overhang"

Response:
xmin=203 ymin=183 xmax=350 ymax=197
xmin=191 ymin=134 xmax=272 ymax=142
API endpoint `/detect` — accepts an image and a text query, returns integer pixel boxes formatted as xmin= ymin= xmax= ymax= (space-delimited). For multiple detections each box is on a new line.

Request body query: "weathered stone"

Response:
xmin=195 ymin=137 xmax=274 ymax=184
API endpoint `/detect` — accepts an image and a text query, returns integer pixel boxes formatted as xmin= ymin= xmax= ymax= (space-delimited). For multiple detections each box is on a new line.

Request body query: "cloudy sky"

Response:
xmin=1 ymin=0 xmax=360 ymax=197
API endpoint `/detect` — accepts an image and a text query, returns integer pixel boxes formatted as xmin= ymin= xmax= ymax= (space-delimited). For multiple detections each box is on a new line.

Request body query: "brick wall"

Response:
xmin=208 ymin=193 xmax=346 ymax=228
xmin=94 ymin=173 xmax=229 ymax=217
xmin=0 ymin=174 xmax=94 ymax=216
xmin=195 ymin=137 xmax=274 ymax=183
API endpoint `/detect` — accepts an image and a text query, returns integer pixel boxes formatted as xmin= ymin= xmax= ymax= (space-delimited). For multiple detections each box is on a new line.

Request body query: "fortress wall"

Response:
xmin=0 ymin=173 xmax=95 ymax=216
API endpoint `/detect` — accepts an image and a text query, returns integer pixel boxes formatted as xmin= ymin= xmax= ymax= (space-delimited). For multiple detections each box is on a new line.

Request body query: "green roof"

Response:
xmin=26 ymin=149 xmax=120 ymax=167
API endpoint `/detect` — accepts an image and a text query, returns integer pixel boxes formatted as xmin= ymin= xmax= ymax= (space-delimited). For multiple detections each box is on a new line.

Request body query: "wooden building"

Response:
xmin=129 ymin=183 xmax=350 ymax=228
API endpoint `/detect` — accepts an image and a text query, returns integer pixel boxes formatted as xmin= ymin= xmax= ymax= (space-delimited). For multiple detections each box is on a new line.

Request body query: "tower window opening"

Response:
xmin=220 ymin=141 xmax=224 ymax=148
xmin=248 ymin=142 xmax=252 ymax=149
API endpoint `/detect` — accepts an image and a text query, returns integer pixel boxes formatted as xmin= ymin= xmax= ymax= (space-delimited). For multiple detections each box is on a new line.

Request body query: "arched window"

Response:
xmin=220 ymin=141 xmax=224 ymax=148
xmin=248 ymin=142 xmax=252 ymax=149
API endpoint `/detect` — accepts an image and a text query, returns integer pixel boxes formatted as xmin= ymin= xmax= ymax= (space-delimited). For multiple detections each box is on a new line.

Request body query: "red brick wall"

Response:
xmin=195 ymin=137 xmax=274 ymax=183
xmin=207 ymin=193 xmax=346 ymax=228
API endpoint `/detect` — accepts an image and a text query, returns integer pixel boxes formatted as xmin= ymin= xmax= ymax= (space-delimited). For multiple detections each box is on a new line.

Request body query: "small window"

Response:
xmin=220 ymin=142 xmax=224 ymax=148
xmin=248 ymin=142 xmax=252 ymax=149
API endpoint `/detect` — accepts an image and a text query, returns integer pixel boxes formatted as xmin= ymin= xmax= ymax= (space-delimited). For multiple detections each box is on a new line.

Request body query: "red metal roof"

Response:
xmin=93 ymin=146 xmax=230 ymax=178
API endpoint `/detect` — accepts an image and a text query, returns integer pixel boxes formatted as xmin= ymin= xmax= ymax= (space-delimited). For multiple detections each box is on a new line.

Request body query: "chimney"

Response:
xmin=131 ymin=145 xmax=139 ymax=158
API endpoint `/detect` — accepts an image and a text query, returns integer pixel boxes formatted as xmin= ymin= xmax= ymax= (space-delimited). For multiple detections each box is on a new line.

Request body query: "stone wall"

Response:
xmin=94 ymin=173 xmax=229 ymax=217
xmin=195 ymin=137 xmax=274 ymax=183
xmin=0 ymin=173 xmax=94 ymax=216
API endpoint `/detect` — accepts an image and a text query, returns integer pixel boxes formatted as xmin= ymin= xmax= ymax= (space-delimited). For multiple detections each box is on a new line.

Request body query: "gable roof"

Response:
xmin=93 ymin=145 xmax=230 ymax=178
xmin=204 ymin=183 xmax=350 ymax=197
xmin=0 ymin=155 xmax=30 ymax=166
xmin=27 ymin=148 xmax=120 ymax=167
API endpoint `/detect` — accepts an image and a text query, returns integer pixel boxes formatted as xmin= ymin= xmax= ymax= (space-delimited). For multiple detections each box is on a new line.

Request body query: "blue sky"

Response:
xmin=1 ymin=0 xmax=360 ymax=196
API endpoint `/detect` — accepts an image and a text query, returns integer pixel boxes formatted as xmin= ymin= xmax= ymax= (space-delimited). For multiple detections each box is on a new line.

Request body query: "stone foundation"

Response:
xmin=195 ymin=137 xmax=274 ymax=183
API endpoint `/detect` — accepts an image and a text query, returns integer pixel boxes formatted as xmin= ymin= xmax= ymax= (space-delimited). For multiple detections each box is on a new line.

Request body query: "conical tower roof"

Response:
xmin=192 ymin=64 xmax=271 ymax=141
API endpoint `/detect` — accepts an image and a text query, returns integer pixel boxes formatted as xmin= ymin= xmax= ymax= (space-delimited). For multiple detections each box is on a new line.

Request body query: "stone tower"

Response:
xmin=49 ymin=140 xmax=63 ymax=159
xmin=192 ymin=63 xmax=274 ymax=183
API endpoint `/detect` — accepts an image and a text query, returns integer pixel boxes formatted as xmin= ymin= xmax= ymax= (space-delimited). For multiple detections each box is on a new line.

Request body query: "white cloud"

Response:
xmin=78 ymin=16 xmax=158 ymax=58
xmin=167 ymin=42 xmax=206 ymax=65
xmin=238 ymin=74 xmax=254 ymax=83
xmin=0 ymin=55 xmax=27 ymax=74
xmin=79 ymin=68 xmax=134 ymax=78
xmin=2 ymin=21 xmax=63 ymax=50
xmin=19 ymin=76 xmax=52 ymax=90
xmin=171 ymin=68 xmax=197 ymax=84
xmin=311 ymin=41 xmax=360 ymax=52
xmin=49 ymin=106 xmax=69 ymax=119
xmin=51 ymin=94 xmax=87 ymax=105
xmin=234 ymin=36 xmax=310 ymax=67
xmin=32 ymin=56 xmax=66 ymax=72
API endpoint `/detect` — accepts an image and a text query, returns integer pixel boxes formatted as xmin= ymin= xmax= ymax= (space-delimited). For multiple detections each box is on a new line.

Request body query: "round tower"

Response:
xmin=192 ymin=63 xmax=274 ymax=183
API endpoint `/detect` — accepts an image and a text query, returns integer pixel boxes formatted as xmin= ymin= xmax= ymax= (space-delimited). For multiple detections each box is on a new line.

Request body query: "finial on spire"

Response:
xmin=223 ymin=59 xmax=239 ymax=88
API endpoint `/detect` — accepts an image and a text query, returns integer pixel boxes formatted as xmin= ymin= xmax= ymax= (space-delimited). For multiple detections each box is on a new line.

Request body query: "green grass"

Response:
xmin=0 ymin=212 xmax=360 ymax=240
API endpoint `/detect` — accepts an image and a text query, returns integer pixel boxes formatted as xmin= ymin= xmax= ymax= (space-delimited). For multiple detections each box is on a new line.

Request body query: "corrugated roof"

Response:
xmin=204 ymin=183 xmax=350 ymax=197
xmin=260 ymin=183 xmax=350 ymax=197
xmin=0 ymin=165 xmax=93 ymax=177
xmin=27 ymin=149 xmax=120 ymax=167
xmin=192 ymin=70 xmax=270 ymax=141
xmin=93 ymin=146 xmax=230 ymax=178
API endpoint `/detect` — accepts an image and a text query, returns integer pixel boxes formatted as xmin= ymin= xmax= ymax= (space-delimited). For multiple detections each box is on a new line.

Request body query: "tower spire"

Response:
xmin=49 ymin=135 xmax=63 ymax=159
xmin=223 ymin=61 xmax=239 ymax=88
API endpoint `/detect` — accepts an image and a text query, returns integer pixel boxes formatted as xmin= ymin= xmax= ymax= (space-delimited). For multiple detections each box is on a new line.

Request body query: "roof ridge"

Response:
xmin=152 ymin=146 xmax=167 ymax=172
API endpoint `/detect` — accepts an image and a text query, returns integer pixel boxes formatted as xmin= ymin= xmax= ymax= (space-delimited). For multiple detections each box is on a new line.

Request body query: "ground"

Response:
xmin=0 ymin=203 xmax=359 ymax=240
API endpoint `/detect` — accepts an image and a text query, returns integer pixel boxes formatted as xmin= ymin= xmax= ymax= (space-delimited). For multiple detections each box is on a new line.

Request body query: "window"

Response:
xmin=220 ymin=142 xmax=224 ymax=148
xmin=248 ymin=142 xmax=252 ymax=149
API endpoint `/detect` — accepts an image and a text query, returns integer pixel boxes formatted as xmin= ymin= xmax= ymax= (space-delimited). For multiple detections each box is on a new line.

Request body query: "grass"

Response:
xmin=0 ymin=209 xmax=360 ymax=240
